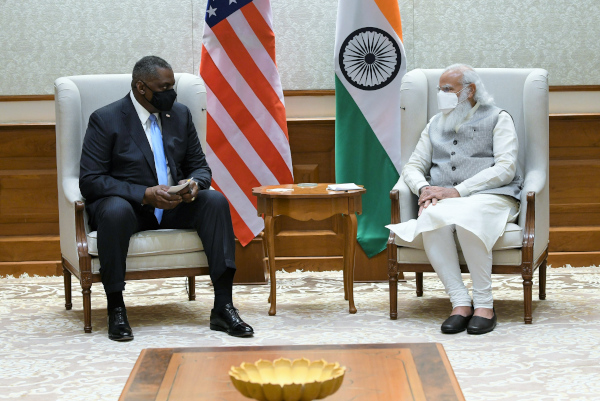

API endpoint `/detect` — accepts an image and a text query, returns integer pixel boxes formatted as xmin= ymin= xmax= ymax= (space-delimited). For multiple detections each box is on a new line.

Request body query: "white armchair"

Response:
xmin=388 ymin=68 xmax=549 ymax=324
xmin=54 ymin=73 xmax=210 ymax=333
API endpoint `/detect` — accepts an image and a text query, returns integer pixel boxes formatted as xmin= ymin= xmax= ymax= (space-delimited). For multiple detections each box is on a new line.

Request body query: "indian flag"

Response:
xmin=334 ymin=0 xmax=406 ymax=257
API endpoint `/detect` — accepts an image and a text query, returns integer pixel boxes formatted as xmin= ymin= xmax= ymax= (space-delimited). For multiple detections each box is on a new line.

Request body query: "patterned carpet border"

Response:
xmin=1 ymin=267 xmax=599 ymax=400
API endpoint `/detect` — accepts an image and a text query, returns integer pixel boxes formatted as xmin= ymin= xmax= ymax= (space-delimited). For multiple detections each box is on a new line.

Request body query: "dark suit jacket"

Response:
xmin=79 ymin=94 xmax=211 ymax=219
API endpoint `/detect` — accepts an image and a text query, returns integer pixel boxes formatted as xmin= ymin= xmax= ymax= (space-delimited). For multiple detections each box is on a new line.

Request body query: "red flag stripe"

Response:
xmin=240 ymin=3 xmax=276 ymax=65
xmin=202 ymin=37 xmax=292 ymax=155
xmin=210 ymin=19 xmax=288 ymax=135
xmin=205 ymin=142 xmax=265 ymax=234
xmin=205 ymin=85 xmax=279 ymax=185
xmin=211 ymin=181 xmax=255 ymax=247
xmin=201 ymin=50 xmax=292 ymax=184
xmin=207 ymin=113 xmax=260 ymax=207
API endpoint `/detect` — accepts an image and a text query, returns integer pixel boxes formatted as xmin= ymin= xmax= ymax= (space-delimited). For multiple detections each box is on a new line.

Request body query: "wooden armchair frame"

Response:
xmin=61 ymin=201 xmax=210 ymax=333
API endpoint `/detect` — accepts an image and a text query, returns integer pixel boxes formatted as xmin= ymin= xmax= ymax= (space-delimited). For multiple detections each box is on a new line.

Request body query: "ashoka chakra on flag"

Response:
xmin=338 ymin=27 xmax=401 ymax=91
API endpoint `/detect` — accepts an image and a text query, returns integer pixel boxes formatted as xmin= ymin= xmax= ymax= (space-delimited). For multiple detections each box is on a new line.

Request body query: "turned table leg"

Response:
xmin=265 ymin=215 xmax=277 ymax=316
xmin=343 ymin=213 xmax=358 ymax=314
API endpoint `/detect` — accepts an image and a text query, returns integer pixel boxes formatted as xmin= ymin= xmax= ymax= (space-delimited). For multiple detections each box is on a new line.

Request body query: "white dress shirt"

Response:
xmin=129 ymin=91 xmax=174 ymax=186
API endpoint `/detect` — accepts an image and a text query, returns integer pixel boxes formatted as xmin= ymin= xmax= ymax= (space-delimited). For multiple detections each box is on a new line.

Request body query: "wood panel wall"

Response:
xmin=0 ymin=124 xmax=61 ymax=276
xmin=1 ymin=113 xmax=599 ymax=278
xmin=548 ymin=114 xmax=600 ymax=266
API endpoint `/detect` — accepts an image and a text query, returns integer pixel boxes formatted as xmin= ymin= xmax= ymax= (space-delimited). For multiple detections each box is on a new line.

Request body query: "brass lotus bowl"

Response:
xmin=229 ymin=358 xmax=346 ymax=401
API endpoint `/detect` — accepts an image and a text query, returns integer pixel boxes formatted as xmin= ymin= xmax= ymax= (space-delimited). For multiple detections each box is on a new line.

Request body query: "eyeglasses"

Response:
xmin=437 ymin=84 xmax=468 ymax=94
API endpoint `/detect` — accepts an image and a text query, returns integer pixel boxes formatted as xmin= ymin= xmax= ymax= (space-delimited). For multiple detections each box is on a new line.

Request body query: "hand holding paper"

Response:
xmin=167 ymin=179 xmax=192 ymax=194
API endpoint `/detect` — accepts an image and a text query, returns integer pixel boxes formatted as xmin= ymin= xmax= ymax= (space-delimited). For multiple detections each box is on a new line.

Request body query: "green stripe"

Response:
xmin=335 ymin=75 xmax=399 ymax=258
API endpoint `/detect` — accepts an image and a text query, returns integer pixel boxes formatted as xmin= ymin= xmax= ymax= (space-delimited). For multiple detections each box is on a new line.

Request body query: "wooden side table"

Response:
xmin=252 ymin=184 xmax=366 ymax=315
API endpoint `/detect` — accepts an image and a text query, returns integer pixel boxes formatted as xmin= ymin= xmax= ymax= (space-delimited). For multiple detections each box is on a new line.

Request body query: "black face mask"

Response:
xmin=141 ymin=81 xmax=177 ymax=111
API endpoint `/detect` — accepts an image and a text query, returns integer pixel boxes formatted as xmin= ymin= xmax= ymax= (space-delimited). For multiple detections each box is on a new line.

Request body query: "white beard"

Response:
xmin=442 ymin=91 xmax=472 ymax=132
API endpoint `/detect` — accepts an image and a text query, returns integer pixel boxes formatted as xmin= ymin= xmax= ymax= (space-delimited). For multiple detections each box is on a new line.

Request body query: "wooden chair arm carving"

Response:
xmin=75 ymin=201 xmax=92 ymax=276
xmin=389 ymin=189 xmax=400 ymax=224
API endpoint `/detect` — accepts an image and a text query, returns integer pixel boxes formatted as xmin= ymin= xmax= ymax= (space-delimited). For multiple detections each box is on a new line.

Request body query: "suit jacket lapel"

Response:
xmin=122 ymin=96 xmax=158 ymax=181
xmin=160 ymin=110 xmax=178 ymax=183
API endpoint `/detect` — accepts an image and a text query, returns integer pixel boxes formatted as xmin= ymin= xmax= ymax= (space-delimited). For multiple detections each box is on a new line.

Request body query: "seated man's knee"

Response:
xmin=202 ymin=190 xmax=230 ymax=210
xmin=97 ymin=197 xmax=136 ymax=227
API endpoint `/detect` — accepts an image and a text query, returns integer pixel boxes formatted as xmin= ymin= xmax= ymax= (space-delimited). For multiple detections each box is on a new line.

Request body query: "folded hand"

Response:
xmin=417 ymin=186 xmax=460 ymax=216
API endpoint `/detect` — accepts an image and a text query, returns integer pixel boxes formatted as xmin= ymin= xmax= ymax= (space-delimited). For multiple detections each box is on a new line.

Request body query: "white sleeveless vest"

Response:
xmin=428 ymin=104 xmax=522 ymax=200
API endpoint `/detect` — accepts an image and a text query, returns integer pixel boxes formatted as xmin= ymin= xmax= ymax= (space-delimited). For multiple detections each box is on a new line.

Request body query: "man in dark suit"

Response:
xmin=80 ymin=55 xmax=253 ymax=341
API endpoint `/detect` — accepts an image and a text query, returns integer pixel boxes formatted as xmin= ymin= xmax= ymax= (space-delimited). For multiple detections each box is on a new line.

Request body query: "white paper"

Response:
xmin=326 ymin=183 xmax=362 ymax=191
xmin=266 ymin=188 xmax=294 ymax=193
xmin=167 ymin=179 xmax=192 ymax=194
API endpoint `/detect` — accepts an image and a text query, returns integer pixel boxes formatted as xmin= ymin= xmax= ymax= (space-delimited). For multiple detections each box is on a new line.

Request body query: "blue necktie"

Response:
xmin=149 ymin=114 xmax=168 ymax=223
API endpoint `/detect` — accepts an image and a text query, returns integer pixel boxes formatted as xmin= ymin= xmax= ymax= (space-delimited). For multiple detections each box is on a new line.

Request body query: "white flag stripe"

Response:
xmin=227 ymin=11 xmax=284 ymax=104
xmin=205 ymin=85 xmax=279 ymax=185
xmin=203 ymin=28 xmax=293 ymax=172
xmin=205 ymin=143 xmax=265 ymax=235
xmin=252 ymin=0 xmax=273 ymax=30
xmin=334 ymin=2 xmax=406 ymax=173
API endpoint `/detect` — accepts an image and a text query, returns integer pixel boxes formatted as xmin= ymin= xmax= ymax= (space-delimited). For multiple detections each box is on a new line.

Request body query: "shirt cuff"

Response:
xmin=414 ymin=181 xmax=430 ymax=195
xmin=454 ymin=183 xmax=470 ymax=197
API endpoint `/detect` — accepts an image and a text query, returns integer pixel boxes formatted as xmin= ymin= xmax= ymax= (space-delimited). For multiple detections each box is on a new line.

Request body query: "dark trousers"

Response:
xmin=89 ymin=190 xmax=236 ymax=294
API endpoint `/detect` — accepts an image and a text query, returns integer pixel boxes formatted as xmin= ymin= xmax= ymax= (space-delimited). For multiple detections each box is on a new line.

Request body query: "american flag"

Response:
xmin=200 ymin=0 xmax=293 ymax=246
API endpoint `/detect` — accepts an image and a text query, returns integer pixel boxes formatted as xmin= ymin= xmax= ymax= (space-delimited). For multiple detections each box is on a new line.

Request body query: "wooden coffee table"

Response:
xmin=120 ymin=343 xmax=465 ymax=401
xmin=252 ymin=184 xmax=366 ymax=315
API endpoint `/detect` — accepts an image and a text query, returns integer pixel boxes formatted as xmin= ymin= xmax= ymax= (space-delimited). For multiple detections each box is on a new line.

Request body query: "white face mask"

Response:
xmin=437 ymin=86 xmax=469 ymax=114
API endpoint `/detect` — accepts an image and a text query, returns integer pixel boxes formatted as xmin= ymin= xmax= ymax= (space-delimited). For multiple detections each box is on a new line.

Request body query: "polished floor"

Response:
xmin=1 ymin=267 xmax=599 ymax=400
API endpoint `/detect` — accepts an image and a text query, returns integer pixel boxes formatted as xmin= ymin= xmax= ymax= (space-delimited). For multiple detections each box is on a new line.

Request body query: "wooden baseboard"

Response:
xmin=0 ymin=261 xmax=62 ymax=277
xmin=547 ymin=252 xmax=600 ymax=267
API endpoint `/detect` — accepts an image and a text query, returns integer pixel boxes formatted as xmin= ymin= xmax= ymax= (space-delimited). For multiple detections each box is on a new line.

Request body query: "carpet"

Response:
xmin=1 ymin=267 xmax=600 ymax=400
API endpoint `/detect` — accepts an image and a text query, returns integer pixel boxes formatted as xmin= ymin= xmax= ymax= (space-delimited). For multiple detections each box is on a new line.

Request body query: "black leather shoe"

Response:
xmin=441 ymin=313 xmax=472 ymax=334
xmin=467 ymin=309 xmax=497 ymax=335
xmin=210 ymin=303 xmax=254 ymax=337
xmin=107 ymin=307 xmax=134 ymax=342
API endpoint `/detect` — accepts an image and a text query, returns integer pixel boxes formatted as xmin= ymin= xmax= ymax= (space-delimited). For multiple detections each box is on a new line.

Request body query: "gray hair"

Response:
xmin=131 ymin=56 xmax=172 ymax=88
xmin=444 ymin=63 xmax=495 ymax=106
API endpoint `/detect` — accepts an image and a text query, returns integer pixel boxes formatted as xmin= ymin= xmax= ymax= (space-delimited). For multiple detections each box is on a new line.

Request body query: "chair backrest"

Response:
xmin=54 ymin=73 xmax=207 ymax=269
xmin=399 ymin=68 xmax=549 ymax=261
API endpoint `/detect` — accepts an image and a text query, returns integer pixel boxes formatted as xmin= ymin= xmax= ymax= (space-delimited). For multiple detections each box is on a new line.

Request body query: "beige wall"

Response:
xmin=1 ymin=0 xmax=599 ymax=96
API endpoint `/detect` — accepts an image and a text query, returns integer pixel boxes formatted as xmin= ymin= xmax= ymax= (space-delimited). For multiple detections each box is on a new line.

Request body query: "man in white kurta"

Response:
xmin=387 ymin=64 xmax=522 ymax=334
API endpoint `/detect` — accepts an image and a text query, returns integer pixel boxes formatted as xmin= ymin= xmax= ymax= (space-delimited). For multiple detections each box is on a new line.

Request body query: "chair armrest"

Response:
xmin=392 ymin=178 xmax=418 ymax=223
xmin=519 ymin=169 xmax=549 ymax=265
xmin=63 ymin=176 xmax=84 ymax=204
xmin=74 ymin=201 xmax=92 ymax=274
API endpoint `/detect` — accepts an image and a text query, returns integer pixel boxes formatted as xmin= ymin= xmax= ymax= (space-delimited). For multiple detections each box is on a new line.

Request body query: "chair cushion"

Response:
xmin=91 ymin=251 xmax=209 ymax=274
xmin=393 ymin=223 xmax=523 ymax=251
xmin=397 ymin=247 xmax=523 ymax=266
xmin=87 ymin=229 xmax=203 ymax=257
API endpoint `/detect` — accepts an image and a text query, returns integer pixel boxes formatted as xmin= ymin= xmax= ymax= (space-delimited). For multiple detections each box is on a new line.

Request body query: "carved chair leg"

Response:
xmin=389 ymin=273 xmax=398 ymax=320
xmin=416 ymin=272 xmax=424 ymax=297
xmin=539 ymin=260 xmax=547 ymax=300
xmin=523 ymin=277 xmax=533 ymax=324
xmin=82 ymin=285 xmax=92 ymax=333
xmin=188 ymin=276 xmax=196 ymax=301
xmin=63 ymin=267 xmax=72 ymax=310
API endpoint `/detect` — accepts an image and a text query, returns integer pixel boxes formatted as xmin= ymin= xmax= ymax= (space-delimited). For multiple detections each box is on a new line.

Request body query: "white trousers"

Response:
xmin=422 ymin=225 xmax=493 ymax=309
